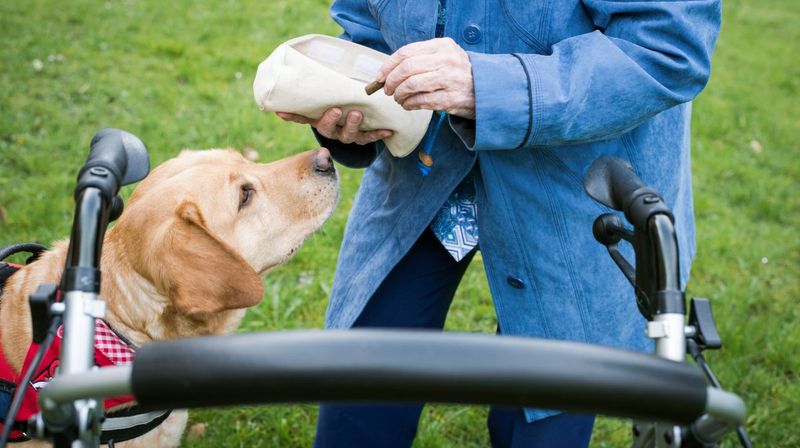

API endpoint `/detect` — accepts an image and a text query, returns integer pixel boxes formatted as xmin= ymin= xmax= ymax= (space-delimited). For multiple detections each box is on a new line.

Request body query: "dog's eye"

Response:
xmin=239 ymin=185 xmax=255 ymax=209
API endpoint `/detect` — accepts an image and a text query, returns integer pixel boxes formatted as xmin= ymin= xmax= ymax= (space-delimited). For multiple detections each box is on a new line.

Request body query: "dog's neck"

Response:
xmin=99 ymin=233 xmax=247 ymax=346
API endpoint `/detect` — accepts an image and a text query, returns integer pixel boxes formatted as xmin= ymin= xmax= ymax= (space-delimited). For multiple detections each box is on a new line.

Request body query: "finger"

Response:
xmin=404 ymin=90 xmax=476 ymax=119
xmin=315 ymin=108 xmax=344 ymax=137
xmin=337 ymin=110 xmax=363 ymax=144
xmin=376 ymin=39 xmax=444 ymax=83
xmin=276 ymin=112 xmax=312 ymax=124
xmin=393 ymin=71 xmax=447 ymax=104
xmin=383 ymin=54 xmax=445 ymax=96
xmin=400 ymin=90 xmax=450 ymax=112
xmin=354 ymin=129 xmax=394 ymax=146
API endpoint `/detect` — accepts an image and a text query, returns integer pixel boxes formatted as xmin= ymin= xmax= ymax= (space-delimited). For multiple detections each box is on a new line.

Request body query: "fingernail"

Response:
xmin=331 ymin=108 xmax=342 ymax=118
xmin=348 ymin=112 xmax=362 ymax=123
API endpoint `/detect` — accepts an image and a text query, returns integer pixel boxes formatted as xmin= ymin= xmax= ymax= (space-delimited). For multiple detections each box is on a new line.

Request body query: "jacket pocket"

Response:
xmin=500 ymin=0 xmax=552 ymax=54
xmin=539 ymin=139 xmax=632 ymax=214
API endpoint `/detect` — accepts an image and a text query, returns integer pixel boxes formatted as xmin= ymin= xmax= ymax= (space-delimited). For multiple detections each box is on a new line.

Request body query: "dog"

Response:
xmin=0 ymin=147 xmax=339 ymax=446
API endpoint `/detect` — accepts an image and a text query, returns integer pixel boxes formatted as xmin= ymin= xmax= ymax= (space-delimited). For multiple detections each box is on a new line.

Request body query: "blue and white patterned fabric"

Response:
xmin=431 ymin=170 xmax=479 ymax=261
xmin=434 ymin=0 xmax=446 ymax=37
xmin=428 ymin=0 xmax=479 ymax=261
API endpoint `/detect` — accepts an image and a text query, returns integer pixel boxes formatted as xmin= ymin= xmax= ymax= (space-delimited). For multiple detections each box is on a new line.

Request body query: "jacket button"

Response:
xmin=463 ymin=24 xmax=482 ymax=44
xmin=507 ymin=276 xmax=525 ymax=289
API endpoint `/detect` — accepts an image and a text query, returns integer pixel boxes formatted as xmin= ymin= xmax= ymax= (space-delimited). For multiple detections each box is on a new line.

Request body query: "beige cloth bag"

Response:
xmin=253 ymin=34 xmax=433 ymax=158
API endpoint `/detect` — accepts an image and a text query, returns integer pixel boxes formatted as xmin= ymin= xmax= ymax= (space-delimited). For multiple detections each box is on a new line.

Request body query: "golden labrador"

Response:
xmin=0 ymin=147 xmax=339 ymax=446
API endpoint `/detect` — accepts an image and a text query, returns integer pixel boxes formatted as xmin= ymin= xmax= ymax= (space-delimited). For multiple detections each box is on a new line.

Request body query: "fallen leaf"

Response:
xmin=298 ymin=271 xmax=313 ymax=287
xmin=242 ymin=145 xmax=259 ymax=161
xmin=187 ymin=423 xmax=207 ymax=440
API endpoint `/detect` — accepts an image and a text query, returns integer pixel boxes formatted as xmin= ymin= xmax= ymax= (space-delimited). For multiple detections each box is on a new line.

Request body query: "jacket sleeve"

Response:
xmin=449 ymin=0 xmax=722 ymax=151
xmin=312 ymin=0 xmax=391 ymax=168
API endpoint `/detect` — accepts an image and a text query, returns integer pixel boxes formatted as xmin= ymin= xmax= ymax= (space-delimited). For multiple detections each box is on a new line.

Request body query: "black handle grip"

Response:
xmin=76 ymin=129 xmax=150 ymax=200
xmin=583 ymin=156 xmax=648 ymax=212
xmin=583 ymin=156 xmax=672 ymax=230
xmin=88 ymin=129 xmax=150 ymax=185
xmin=131 ymin=330 xmax=708 ymax=424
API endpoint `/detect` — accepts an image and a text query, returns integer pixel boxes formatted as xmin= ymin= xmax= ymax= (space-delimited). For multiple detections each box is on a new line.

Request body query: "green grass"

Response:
xmin=1 ymin=0 xmax=797 ymax=446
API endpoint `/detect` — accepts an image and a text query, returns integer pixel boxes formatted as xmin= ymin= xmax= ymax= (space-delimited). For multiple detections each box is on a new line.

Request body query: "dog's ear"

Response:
xmin=158 ymin=201 xmax=264 ymax=315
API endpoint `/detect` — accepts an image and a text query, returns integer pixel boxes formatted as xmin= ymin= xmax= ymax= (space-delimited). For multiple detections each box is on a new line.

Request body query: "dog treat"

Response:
xmin=364 ymin=80 xmax=385 ymax=95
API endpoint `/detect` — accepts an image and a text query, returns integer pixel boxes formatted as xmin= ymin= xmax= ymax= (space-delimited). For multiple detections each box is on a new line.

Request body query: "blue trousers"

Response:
xmin=315 ymin=229 xmax=595 ymax=447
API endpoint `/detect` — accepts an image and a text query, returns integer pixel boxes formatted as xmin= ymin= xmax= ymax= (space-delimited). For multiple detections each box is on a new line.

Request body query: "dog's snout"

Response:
xmin=313 ymin=147 xmax=335 ymax=175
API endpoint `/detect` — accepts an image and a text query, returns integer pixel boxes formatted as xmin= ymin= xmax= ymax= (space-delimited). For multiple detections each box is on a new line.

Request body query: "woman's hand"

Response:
xmin=276 ymin=108 xmax=393 ymax=146
xmin=376 ymin=37 xmax=476 ymax=119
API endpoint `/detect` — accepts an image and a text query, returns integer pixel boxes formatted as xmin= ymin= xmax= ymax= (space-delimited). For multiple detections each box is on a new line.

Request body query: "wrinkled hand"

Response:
xmin=376 ymin=37 xmax=475 ymax=119
xmin=276 ymin=108 xmax=393 ymax=145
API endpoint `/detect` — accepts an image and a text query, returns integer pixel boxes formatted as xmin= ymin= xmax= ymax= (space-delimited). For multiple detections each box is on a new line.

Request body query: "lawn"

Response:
xmin=1 ymin=0 xmax=797 ymax=446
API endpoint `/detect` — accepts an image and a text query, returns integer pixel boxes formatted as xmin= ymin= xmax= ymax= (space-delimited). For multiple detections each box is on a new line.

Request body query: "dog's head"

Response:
xmin=112 ymin=148 xmax=338 ymax=316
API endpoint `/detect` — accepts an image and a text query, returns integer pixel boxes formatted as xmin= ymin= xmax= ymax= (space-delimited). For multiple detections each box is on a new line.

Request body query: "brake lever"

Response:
xmin=592 ymin=214 xmax=635 ymax=287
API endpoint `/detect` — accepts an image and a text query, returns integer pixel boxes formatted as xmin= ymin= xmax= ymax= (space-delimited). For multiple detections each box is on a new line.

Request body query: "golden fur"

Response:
xmin=0 ymin=148 xmax=338 ymax=446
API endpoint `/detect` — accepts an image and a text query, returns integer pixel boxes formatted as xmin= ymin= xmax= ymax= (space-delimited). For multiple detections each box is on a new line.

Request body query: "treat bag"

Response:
xmin=254 ymin=34 xmax=433 ymax=158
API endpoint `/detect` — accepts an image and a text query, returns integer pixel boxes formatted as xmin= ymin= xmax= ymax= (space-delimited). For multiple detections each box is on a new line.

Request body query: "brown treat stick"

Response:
xmin=364 ymin=80 xmax=385 ymax=95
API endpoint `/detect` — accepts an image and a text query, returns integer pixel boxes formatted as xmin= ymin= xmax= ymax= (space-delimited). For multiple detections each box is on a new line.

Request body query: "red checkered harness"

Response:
xmin=0 ymin=318 xmax=137 ymax=421
xmin=0 ymin=259 xmax=170 ymax=443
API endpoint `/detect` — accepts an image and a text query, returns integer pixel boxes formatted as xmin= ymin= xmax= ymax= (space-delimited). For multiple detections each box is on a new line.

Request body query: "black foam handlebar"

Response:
xmin=131 ymin=330 xmax=708 ymax=424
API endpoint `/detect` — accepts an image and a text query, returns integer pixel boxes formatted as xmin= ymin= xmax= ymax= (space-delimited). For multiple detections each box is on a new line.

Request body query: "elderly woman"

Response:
xmin=278 ymin=0 xmax=721 ymax=446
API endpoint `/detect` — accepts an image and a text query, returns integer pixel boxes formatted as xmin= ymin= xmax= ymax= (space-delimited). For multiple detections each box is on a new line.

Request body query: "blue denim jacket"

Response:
xmin=320 ymin=0 xmax=720 ymax=421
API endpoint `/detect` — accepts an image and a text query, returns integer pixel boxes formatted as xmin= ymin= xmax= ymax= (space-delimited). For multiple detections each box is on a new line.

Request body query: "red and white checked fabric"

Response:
xmin=1 ymin=319 xmax=137 ymax=427
xmin=93 ymin=319 xmax=136 ymax=365
xmin=56 ymin=319 xmax=136 ymax=366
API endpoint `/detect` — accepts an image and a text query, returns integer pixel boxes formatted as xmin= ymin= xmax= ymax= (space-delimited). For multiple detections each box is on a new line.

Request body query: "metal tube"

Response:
xmin=689 ymin=414 xmax=731 ymax=445
xmin=40 ymin=366 xmax=132 ymax=406
xmin=704 ymin=387 xmax=747 ymax=425
xmin=684 ymin=388 xmax=748 ymax=447
xmin=59 ymin=292 xmax=98 ymax=375
xmin=651 ymin=313 xmax=687 ymax=361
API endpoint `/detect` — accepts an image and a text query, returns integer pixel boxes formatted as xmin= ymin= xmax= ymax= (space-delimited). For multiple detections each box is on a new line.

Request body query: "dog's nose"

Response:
xmin=313 ymin=147 xmax=335 ymax=175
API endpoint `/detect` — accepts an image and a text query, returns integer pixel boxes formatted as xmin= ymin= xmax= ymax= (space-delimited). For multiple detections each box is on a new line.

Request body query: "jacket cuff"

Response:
xmin=312 ymin=127 xmax=379 ymax=168
xmin=450 ymin=52 xmax=532 ymax=151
